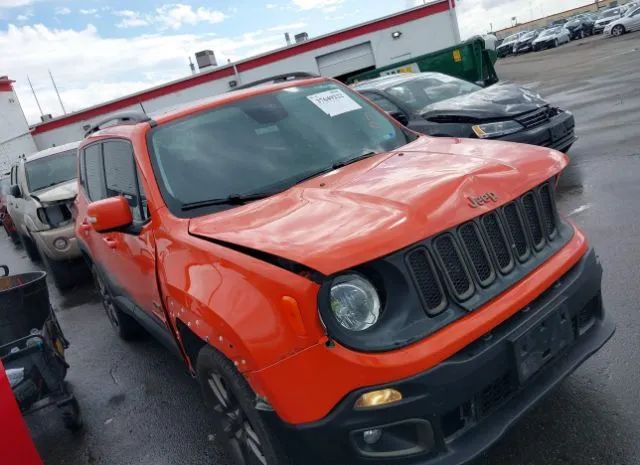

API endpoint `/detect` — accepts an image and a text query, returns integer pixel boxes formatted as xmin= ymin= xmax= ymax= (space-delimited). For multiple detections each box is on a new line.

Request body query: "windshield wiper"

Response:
xmin=288 ymin=152 xmax=379 ymax=188
xmin=332 ymin=152 xmax=376 ymax=170
xmin=181 ymin=191 xmax=276 ymax=211
xmin=182 ymin=152 xmax=380 ymax=211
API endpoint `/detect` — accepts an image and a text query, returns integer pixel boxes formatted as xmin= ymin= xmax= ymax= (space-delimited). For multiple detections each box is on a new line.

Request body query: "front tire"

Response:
xmin=92 ymin=266 xmax=141 ymax=340
xmin=19 ymin=234 xmax=41 ymax=262
xmin=40 ymin=248 xmax=76 ymax=291
xmin=612 ymin=25 xmax=625 ymax=37
xmin=196 ymin=346 xmax=288 ymax=465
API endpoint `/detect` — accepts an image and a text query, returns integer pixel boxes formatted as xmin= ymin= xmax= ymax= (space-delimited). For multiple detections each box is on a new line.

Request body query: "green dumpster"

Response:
xmin=347 ymin=36 xmax=499 ymax=87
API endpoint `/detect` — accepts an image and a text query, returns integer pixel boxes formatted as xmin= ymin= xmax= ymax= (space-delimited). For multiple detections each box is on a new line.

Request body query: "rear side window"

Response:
xmin=84 ymin=144 xmax=106 ymax=201
xmin=102 ymin=141 xmax=145 ymax=222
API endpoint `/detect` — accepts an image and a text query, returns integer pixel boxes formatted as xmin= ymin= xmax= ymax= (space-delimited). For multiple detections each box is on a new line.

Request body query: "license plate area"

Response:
xmin=511 ymin=307 xmax=574 ymax=383
xmin=550 ymin=123 xmax=568 ymax=141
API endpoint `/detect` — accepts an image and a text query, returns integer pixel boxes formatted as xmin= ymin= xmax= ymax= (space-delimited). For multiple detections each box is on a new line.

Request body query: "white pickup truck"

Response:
xmin=7 ymin=141 xmax=82 ymax=290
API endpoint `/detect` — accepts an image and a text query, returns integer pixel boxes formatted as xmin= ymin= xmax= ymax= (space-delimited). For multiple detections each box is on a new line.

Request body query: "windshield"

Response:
xmin=25 ymin=150 xmax=77 ymax=192
xmin=521 ymin=31 xmax=537 ymax=40
xmin=503 ymin=34 xmax=519 ymax=43
xmin=540 ymin=27 xmax=560 ymax=37
xmin=383 ymin=74 xmax=481 ymax=113
xmin=149 ymin=82 xmax=415 ymax=213
xmin=599 ymin=9 xmax=618 ymax=18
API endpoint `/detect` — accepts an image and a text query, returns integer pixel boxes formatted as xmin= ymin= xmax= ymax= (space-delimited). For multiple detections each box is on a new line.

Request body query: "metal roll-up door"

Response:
xmin=316 ymin=42 xmax=375 ymax=77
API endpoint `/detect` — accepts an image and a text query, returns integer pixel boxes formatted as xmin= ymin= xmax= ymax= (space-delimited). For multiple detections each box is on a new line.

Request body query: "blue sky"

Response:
xmin=0 ymin=0 xmax=409 ymax=41
xmin=0 ymin=0 xmax=588 ymax=123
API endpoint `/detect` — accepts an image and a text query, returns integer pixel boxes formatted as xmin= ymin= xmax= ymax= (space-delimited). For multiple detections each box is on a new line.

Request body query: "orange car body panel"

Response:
xmin=189 ymin=135 xmax=567 ymax=275
xmin=249 ymin=225 xmax=588 ymax=423
xmin=75 ymin=77 xmax=583 ymax=427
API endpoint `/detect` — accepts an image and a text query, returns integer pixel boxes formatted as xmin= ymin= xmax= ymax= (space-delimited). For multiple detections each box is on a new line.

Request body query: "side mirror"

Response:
xmin=389 ymin=111 xmax=409 ymax=126
xmin=87 ymin=196 xmax=132 ymax=232
xmin=9 ymin=184 xmax=21 ymax=198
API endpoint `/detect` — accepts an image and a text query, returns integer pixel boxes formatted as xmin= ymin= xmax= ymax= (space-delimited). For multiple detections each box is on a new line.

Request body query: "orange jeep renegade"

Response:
xmin=75 ymin=76 xmax=614 ymax=465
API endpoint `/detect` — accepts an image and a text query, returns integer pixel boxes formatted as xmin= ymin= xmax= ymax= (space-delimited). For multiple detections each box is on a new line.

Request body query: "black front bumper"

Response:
xmin=497 ymin=110 xmax=576 ymax=152
xmin=533 ymin=40 xmax=555 ymax=51
xmin=264 ymin=249 xmax=614 ymax=465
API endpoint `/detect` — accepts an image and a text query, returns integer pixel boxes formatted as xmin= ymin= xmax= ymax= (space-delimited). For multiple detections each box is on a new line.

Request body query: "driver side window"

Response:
xmin=82 ymin=141 xmax=148 ymax=224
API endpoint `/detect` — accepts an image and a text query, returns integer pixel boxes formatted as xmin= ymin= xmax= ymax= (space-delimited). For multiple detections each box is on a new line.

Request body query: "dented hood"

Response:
xmin=421 ymin=84 xmax=548 ymax=121
xmin=189 ymin=137 xmax=567 ymax=275
xmin=32 ymin=179 xmax=77 ymax=204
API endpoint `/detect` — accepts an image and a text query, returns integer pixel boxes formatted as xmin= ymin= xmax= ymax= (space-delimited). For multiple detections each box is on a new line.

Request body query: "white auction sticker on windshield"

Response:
xmin=307 ymin=89 xmax=361 ymax=117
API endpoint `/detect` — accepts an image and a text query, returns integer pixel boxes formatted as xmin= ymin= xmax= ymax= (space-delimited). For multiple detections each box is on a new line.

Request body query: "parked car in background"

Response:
xmin=354 ymin=72 xmax=576 ymax=152
xmin=532 ymin=26 xmax=571 ymax=51
xmin=604 ymin=5 xmax=640 ymax=36
xmin=549 ymin=18 xmax=568 ymax=27
xmin=6 ymin=142 xmax=83 ymax=290
xmin=497 ymin=32 xmax=525 ymax=57
xmin=514 ymin=29 xmax=542 ymax=54
xmin=565 ymin=16 xmax=591 ymax=39
xmin=75 ymin=75 xmax=613 ymax=465
xmin=594 ymin=7 xmax=624 ymax=33
xmin=0 ymin=176 xmax=19 ymax=243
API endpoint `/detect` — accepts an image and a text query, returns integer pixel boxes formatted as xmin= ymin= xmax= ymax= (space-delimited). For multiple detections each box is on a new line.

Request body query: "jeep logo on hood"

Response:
xmin=468 ymin=192 xmax=498 ymax=208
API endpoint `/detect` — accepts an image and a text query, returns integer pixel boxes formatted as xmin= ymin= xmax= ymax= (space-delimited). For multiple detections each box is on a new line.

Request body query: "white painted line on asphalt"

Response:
xmin=567 ymin=204 xmax=592 ymax=217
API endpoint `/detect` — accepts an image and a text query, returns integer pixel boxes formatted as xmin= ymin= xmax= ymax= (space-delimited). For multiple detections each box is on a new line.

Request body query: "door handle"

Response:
xmin=103 ymin=237 xmax=117 ymax=249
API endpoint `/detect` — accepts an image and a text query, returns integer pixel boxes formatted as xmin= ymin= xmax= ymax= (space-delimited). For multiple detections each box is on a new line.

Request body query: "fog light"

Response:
xmin=53 ymin=237 xmax=68 ymax=250
xmin=362 ymin=429 xmax=382 ymax=445
xmin=355 ymin=388 xmax=402 ymax=409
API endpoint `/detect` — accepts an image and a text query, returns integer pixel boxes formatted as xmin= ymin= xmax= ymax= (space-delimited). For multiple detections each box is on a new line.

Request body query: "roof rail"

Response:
xmin=83 ymin=111 xmax=156 ymax=137
xmin=232 ymin=72 xmax=320 ymax=91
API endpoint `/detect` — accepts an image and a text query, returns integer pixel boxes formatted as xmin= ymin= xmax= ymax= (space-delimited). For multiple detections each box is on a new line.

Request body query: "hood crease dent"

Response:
xmin=189 ymin=136 xmax=568 ymax=275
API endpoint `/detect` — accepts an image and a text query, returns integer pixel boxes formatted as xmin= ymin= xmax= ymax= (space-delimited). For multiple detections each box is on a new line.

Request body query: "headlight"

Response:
xmin=472 ymin=120 xmax=523 ymax=139
xmin=329 ymin=274 xmax=380 ymax=331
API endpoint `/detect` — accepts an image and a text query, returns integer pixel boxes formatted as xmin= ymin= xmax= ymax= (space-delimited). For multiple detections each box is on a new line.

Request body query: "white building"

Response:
xmin=0 ymin=1 xmax=459 ymax=171
xmin=0 ymin=77 xmax=38 ymax=175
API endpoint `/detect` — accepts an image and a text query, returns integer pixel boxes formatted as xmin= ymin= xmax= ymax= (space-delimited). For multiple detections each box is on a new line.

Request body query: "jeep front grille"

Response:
xmin=407 ymin=180 xmax=563 ymax=313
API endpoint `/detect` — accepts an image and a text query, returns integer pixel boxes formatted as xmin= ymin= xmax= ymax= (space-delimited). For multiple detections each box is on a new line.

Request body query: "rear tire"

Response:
xmin=196 ymin=346 xmax=289 ymax=465
xmin=92 ymin=266 xmax=142 ymax=340
xmin=19 ymin=234 xmax=41 ymax=262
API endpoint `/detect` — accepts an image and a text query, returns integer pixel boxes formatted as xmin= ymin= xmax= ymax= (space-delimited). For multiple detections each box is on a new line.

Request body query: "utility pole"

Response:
xmin=48 ymin=69 xmax=66 ymax=115
xmin=27 ymin=75 xmax=44 ymax=117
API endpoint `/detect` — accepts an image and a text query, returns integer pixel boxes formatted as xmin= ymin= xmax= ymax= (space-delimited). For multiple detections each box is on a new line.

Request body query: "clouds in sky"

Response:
xmin=0 ymin=0 xmax=35 ymax=7
xmin=292 ymin=0 xmax=344 ymax=10
xmin=114 ymin=4 xmax=227 ymax=30
xmin=1 ymin=21 xmax=290 ymax=123
xmin=2 ymin=0 xmax=592 ymax=124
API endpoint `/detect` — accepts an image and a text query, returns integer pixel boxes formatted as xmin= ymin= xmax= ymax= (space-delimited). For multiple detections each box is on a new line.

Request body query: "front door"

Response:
xmin=99 ymin=141 xmax=165 ymax=321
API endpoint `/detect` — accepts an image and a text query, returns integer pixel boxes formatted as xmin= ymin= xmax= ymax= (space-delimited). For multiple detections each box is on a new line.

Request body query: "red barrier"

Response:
xmin=0 ymin=361 xmax=43 ymax=465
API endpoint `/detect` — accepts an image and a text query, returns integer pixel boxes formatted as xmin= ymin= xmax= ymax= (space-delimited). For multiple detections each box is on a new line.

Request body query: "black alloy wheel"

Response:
xmin=92 ymin=266 xmax=141 ymax=339
xmin=196 ymin=347 xmax=288 ymax=465
xmin=207 ymin=371 xmax=267 ymax=465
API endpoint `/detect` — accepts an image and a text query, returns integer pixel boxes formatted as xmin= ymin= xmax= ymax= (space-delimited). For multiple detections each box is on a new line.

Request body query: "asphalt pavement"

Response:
xmin=2 ymin=32 xmax=640 ymax=465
